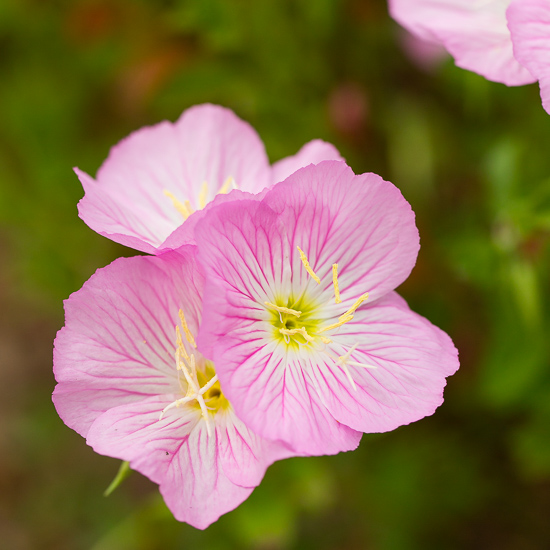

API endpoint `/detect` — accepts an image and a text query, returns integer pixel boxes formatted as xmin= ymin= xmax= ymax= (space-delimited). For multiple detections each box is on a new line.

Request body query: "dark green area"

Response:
xmin=1 ymin=0 xmax=549 ymax=548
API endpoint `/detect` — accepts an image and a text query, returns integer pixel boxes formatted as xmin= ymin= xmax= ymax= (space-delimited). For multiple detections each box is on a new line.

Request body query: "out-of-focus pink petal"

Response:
xmin=86 ymin=397 xmax=254 ymax=529
xmin=77 ymin=104 xmax=271 ymax=252
xmin=308 ymin=292 xmax=459 ymax=434
xmin=53 ymin=247 xmax=203 ymax=436
xmin=270 ymin=140 xmax=343 ymax=185
xmin=389 ymin=0 xmax=536 ymax=86
xmin=508 ymin=0 xmax=550 ymax=114
xmin=263 ymin=161 xmax=419 ymax=304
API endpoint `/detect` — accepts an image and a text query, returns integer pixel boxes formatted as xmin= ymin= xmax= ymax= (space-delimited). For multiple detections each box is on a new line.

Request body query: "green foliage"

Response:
xmin=1 ymin=0 xmax=550 ymax=548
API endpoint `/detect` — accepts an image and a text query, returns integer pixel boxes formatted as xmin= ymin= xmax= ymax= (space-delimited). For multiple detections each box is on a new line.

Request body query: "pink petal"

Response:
xmin=87 ymin=396 xmax=254 ymax=529
xmin=53 ymin=248 xmax=203 ymax=436
xmin=270 ymin=139 xmax=343 ymax=185
xmin=307 ymin=292 xmax=459 ymax=433
xmin=389 ymin=0 xmax=536 ymax=86
xmin=77 ymin=104 xmax=271 ymax=253
xmin=263 ymin=161 xmax=419 ymax=304
xmin=508 ymin=0 xmax=550 ymax=114
xmin=206 ymin=310 xmax=362 ymax=454
xmin=159 ymin=188 xmax=269 ymax=251
xmin=216 ymin=408 xmax=296 ymax=487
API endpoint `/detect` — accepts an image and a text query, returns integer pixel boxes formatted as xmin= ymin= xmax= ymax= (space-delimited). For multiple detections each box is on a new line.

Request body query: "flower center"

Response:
xmin=159 ymin=309 xmax=229 ymax=435
xmin=163 ymin=176 xmax=237 ymax=220
xmin=265 ymin=247 xmax=376 ymax=390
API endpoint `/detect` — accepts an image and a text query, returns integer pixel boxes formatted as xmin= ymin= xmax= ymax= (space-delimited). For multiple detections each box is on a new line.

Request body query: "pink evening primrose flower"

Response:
xmin=76 ymin=103 xmax=343 ymax=254
xmin=388 ymin=0 xmax=538 ymax=86
xmin=52 ymin=246 xmax=310 ymax=529
xmin=194 ymin=161 xmax=459 ymax=455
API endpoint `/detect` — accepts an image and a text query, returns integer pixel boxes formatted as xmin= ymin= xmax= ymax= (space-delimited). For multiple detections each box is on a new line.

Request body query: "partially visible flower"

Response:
xmin=388 ymin=0 xmax=535 ymax=86
xmin=76 ymin=104 xmax=342 ymax=254
xmin=52 ymin=247 xmax=305 ymax=529
xmin=195 ymin=161 xmax=459 ymax=455
xmin=508 ymin=0 xmax=550 ymax=114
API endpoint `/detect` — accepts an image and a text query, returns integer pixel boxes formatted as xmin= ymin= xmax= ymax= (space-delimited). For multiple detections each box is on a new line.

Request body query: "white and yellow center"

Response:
xmin=265 ymin=247 xmax=376 ymax=391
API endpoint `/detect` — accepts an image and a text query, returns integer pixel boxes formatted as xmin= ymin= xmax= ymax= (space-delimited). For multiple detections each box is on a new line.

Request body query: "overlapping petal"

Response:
xmin=53 ymin=247 xmax=202 ymax=436
xmin=508 ymin=0 xmax=550 ymax=114
xmin=53 ymin=243 xmax=302 ymax=528
xmin=389 ymin=0 xmax=536 ymax=86
xmin=270 ymin=139 xmax=343 ymax=185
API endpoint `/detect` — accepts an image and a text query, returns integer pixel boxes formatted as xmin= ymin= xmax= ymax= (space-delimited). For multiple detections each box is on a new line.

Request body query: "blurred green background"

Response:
xmin=1 ymin=0 xmax=549 ymax=548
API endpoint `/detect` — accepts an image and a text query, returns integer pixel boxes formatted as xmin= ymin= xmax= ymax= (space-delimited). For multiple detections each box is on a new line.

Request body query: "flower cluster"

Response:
xmin=389 ymin=0 xmax=550 ymax=114
xmin=53 ymin=104 xmax=459 ymax=528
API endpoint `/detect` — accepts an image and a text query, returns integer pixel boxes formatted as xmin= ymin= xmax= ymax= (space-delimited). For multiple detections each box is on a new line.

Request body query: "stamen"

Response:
xmin=339 ymin=293 xmax=369 ymax=320
xmin=175 ymin=326 xmax=190 ymax=366
xmin=198 ymin=181 xmax=209 ymax=209
xmin=332 ymin=264 xmax=341 ymax=304
xmin=297 ymin=246 xmax=321 ymax=284
xmin=178 ymin=309 xmax=197 ymax=348
xmin=318 ymin=314 xmax=354 ymax=334
xmin=320 ymin=336 xmax=332 ymax=344
xmin=336 ymin=344 xmax=359 ymax=391
xmin=163 ymin=190 xmax=192 ymax=219
xmin=347 ymin=361 xmax=377 ymax=369
xmin=218 ymin=176 xmax=236 ymax=195
xmin=265 ymin=301 xmax=302 ymax=317
xmin=279 ymin=326 xmax=315 ymax=343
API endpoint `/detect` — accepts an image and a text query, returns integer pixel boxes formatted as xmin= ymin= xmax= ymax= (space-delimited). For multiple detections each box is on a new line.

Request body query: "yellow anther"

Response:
xmin=318 ymin=314 xmax=354 ymax=334
xmin=339 ymin=293 xmax=369 ymax=321
xmin=198 ymin=181 xmax=209 ymax=209
xmin=320 ymin=336 xmax=332 ymax=344
xmin=178 ymin=309 xmax=197 ymax=348
xmin=264 ymin=301 xmax=302 ymax=317
xmin=175 ymin=326 xmax=191 ymax=367
xmin=279 ymin=326 xmax=315 ymax=343
xmin=218 ymin=176 xmax=235 ymax=195
xmin=297 ymin=246 xmax=320 ymax=284
xmin=164 ymin=190 xmax=192 ymax=219
xmin=332 ymin=264 xmax=341 ymax=304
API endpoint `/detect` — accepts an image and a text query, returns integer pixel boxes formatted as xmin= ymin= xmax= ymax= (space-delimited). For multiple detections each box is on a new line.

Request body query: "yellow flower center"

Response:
xmin=265 ymin=247 xmax=376 ymax=390
xmin=159 ymin=309 xmax=229 ymax=435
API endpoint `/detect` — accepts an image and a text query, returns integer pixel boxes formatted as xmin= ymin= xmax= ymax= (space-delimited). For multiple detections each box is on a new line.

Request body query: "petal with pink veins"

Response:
xmin=86 ymin=396 xmax=255 ymax=530
xmin=307 ymin=292 xmax=460 ymax=434
xmin=53 ymin=247 xmax=203 ymax=436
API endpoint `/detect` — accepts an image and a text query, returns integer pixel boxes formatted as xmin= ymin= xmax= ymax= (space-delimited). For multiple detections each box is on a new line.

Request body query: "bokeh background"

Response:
xmin=1 ymin=0 xmax=550 ymax=548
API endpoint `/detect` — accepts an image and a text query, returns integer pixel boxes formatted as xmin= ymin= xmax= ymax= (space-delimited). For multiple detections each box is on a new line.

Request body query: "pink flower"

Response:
xmin=508 ymin=0 xmax=550 ymax=114
xmin=52 ymin=247 xmax=302 ymax=529
xmin=76 ymin=104 xmax=343 ymax=254
xmin=194 ymin=161 xmax=459 ymax=455
xmin=388 ymin=0 xmax=535 ymax=85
